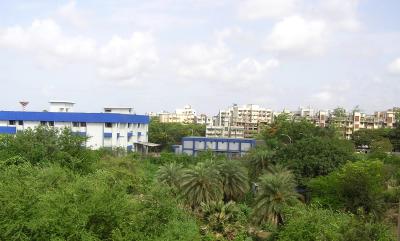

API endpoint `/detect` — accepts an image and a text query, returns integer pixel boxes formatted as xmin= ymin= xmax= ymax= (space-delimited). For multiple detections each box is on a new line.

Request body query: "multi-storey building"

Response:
xmin=327 ymin=109 xmax=396 ymax=139
xmin=158 ymin=105 xmax=197 ymax=124
xmin=210 ymin=104 xmax=273 ymax=138
xmin=0 ymin=101 xmax=149 ymax=152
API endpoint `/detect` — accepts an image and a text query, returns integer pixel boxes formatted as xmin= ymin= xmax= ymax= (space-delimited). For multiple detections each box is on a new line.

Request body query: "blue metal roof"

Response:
xmin=0 ymin=111 xmax=149 ymax=124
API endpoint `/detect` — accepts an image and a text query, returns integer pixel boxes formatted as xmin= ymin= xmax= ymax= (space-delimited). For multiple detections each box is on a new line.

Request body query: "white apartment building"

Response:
xmin=210 ymin=104 xmax=273 ymax=138
xmin=159 ymin=105 xmax=197 ymax=124
xmin=0 ymin=101 xmax=149 ymax=152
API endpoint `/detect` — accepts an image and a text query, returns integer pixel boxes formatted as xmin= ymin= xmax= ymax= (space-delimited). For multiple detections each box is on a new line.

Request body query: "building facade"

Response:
xmin=0 ymin=102 xmax=149 ymax=151
xmin=208 ymin=104 xmax=273 ymax=138
xmin=181 ymin=136 xmax=256 ymax=157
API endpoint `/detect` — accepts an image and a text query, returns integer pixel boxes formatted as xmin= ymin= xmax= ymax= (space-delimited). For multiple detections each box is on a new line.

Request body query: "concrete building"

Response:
xmin=327 ymin=109 xmax=396 ymax=139
xmin=181 ymin=136 xmax=256 ymax=157
xmin=158 ymin=105 xmax=197 ymax=124
xmin=0 ymin=102 xmax=149 ymax=151
xmin=211 ymin=104 xmax=273 ymax=138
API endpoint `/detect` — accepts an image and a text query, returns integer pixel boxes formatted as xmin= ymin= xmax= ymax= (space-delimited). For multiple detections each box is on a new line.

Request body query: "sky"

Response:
xmin=0 ymin=0 xmax=399 ymax=115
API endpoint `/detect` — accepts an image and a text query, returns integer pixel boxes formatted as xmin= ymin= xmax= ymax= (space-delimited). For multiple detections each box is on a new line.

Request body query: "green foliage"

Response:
xmin=157 ymin=162 xmax=184 ymax=191
xmin=180 ymin=161 xmax=223 ymax=207
xmin=217 ymin=159 xmax=250 ymax=202
xmin=371 ymin=138 xmax=393 ymax=153
xmin=277 ymin=205 xmax=395 ymax=241
xmin=0 ymin=159 xmax=201 ymax=241
xmin=252 ymin=166 xmax=300 ymax=226
xmin=200 ymin=201 xmax=248 ymax=240
xmin=246 ymin=147 xmax=274 ymax=179
xmin=276 ymin=136 xmax=355 ymax=182
xmin=0 ymin=126 xmax=96 ymax=173
xmin=309 ymin=160 xmax=386 ymax=216
xmin=352 ymin=128 xmax=391 ymax=147
xmin=148 ymin=118 xmax=205 ymax=151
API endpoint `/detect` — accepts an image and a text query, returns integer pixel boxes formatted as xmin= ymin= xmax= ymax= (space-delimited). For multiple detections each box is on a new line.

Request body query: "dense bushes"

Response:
xmin=0 ymin=127 xmax=201 ymax=241
xmin=0 ymin=126 xmax=96 ymax=173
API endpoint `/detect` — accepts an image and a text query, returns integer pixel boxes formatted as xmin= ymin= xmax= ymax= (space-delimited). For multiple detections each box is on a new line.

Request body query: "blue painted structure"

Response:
xmin=182 ymin=136 xmax=256 ymax=157
xmin=103 ymin=133 xmax=112 ymax=138
xmin=72 ymin=131 xmax=86 ymax=136
xmin=0 ymin=126 xmax=17 ymax=134
xmin=0 ymin=111 xmax=149 ymax=124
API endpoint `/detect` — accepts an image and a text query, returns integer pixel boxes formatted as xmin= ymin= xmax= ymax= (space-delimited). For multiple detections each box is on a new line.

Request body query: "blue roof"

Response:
xmin=0 ymin=111 xmax=149 ymax=124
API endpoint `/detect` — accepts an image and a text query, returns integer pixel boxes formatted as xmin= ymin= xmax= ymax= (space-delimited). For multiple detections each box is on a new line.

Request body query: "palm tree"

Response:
xmin=252 ymin=165 xmax=300 ymax=226
xmin=217 ymin=160 xmax=249 ymax=202
xmin=246 ymin=148 xmax=274 ymax=178
xmin=180 ymin=162 xmax=223 ymax=208
xmin=200 ymin=201 xmax=241 ymax=239
xmin=157 ymin=162 xmax=184 ymax=191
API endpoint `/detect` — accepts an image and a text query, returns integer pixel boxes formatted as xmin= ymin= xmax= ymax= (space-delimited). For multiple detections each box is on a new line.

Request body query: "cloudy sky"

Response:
xmin=0 ymin=0 xmax=399 ymax=115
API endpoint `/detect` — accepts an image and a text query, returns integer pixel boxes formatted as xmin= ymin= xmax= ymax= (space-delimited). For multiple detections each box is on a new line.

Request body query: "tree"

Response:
xmin=200 ymin=201 xmax=246 ymax=240
xmin=277 ymin=205 xmax=395 ymax=241
xmin=157 ymin=162 xmax=184 ymax=191
xmin=148 ymin=118 xmax=205 ymax=151
xmin=246 ymin=147 xmax=274 ymax=179
xmin=333 ymin=107 xmax=347 ymax=117
xmin=276 ymin=136 xmax=354 ymax=182
xmin=308 ymin=160 xmax=386 ymax=217
xmin=252 ymin=166 xmax=300 ymax=226
xmin=217 ymin=159 xmax=249 ymax=202
xmin=370 ymin=138 xmax=393 ymax=153
xmin=180 ymin=162 xmax=223 ymax=207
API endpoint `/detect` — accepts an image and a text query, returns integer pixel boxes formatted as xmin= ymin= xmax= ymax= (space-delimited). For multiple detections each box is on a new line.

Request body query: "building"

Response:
xmin=181 ymin=136 xmax=256 ymax=157
xmin=158 ymin=105 xmax=197 ymax=124
xmin=211 ymin=104 xmax=273 ymax=138
xmin=206 ymin=125 xmax=245 ymax=138
xmin=327 ymin=109 xmax=396 ymax=139
xmin=0 ymin=102 xmax=150 ymax=152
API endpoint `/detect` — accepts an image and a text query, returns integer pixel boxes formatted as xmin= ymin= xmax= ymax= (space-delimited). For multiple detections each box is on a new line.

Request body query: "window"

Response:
xmin=105 ymin=122 xmax=112 ymax=128
xmin=137 ymin=123 xmax=140 ymax=128
xmin=8 ymin=120 xmax=16 ymax=125
xmin=49 ymin=121 xmax=54 ymax=127
xmin=128 ymin=123 xmax=131 ymax=128
xmin=80 ymin=122 xmax=87 ymax=127
xmin=105 ymin=109 xmax=112 ymax=112
xmin=18 ymin=120 xmax=23 ymax=125
xmin=40 ymin=121 xmax=47 ymax=126
xmin=72 ymin=122 xmax=79 ymax=127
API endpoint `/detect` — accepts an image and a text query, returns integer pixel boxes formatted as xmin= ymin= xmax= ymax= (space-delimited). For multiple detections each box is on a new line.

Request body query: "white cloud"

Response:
xmin=0 ymin=19 xmax=96 ymax=61
xmin=388 ymin=58 xmax=400 ymax=74
xmin=174 ymin=40 xmax=279 ymax=86
xmin=57 ymin=1 xmax=89 ymax=28
xmin=264 ymin=15 xmax=328 ymax=55
xmin=97 ymin=32 xmax=159 ymax=81
xmin=317 ymin=0 xmax=361 ymax=31
xmin=238 ymin=0 xmax=298 ymax=20
xmin=0 ymin=19 xmax=159 ymax=84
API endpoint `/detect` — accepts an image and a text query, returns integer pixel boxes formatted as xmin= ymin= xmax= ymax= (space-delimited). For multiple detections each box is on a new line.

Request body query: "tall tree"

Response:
xmin=217 ymin=160 xmax=249 ymax=202
xmin=180 ymin=162 xmax=223 ymax=208
xmin=246 ymin=148 xmax=274 ymax=179
xmin=252 ymin=166 xmax=300 ymax=226
xmin=157 ymin=162 xmax=184 ymax=191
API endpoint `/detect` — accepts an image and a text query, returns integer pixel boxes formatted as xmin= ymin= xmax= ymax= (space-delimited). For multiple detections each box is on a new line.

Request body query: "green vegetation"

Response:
xmin=1 ymin=118 xmax=400 ymax=240
xmin=148 ymin=117 xmax=205 ymax=150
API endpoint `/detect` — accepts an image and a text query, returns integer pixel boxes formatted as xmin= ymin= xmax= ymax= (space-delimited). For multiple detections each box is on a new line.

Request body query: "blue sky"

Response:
xmin=0 ymin=0 xmax=399 ymax=115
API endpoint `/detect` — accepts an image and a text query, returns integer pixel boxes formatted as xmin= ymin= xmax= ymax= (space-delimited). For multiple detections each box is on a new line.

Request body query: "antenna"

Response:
xmin=19 ymin=101 xmax=29 ymax=111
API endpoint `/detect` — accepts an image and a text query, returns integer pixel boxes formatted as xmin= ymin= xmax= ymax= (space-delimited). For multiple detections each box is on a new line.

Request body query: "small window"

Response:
xmin=105 ymin=109 xmax=112 ymax=112
xmin=128 ymin=123 xmax=131 ymax=128
xmin=72 ymin=122 xmax=79 ymax=127
xmin=49 ymin=121 xmax=54 ymax=127
xmin=8 ymin=120 xmax=16 ymax=125
xmin=18 ymin=120 xmax=23 ymax=125
xmin=137 ymin=123 xmax=140 ymax=128
xmin=80 ymin=122 xmax=86 ymax=127
xmin=40 ymin=121 xmax=47 ymax=126
xmin=105 ymin=122 xmax=112 ymax=128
